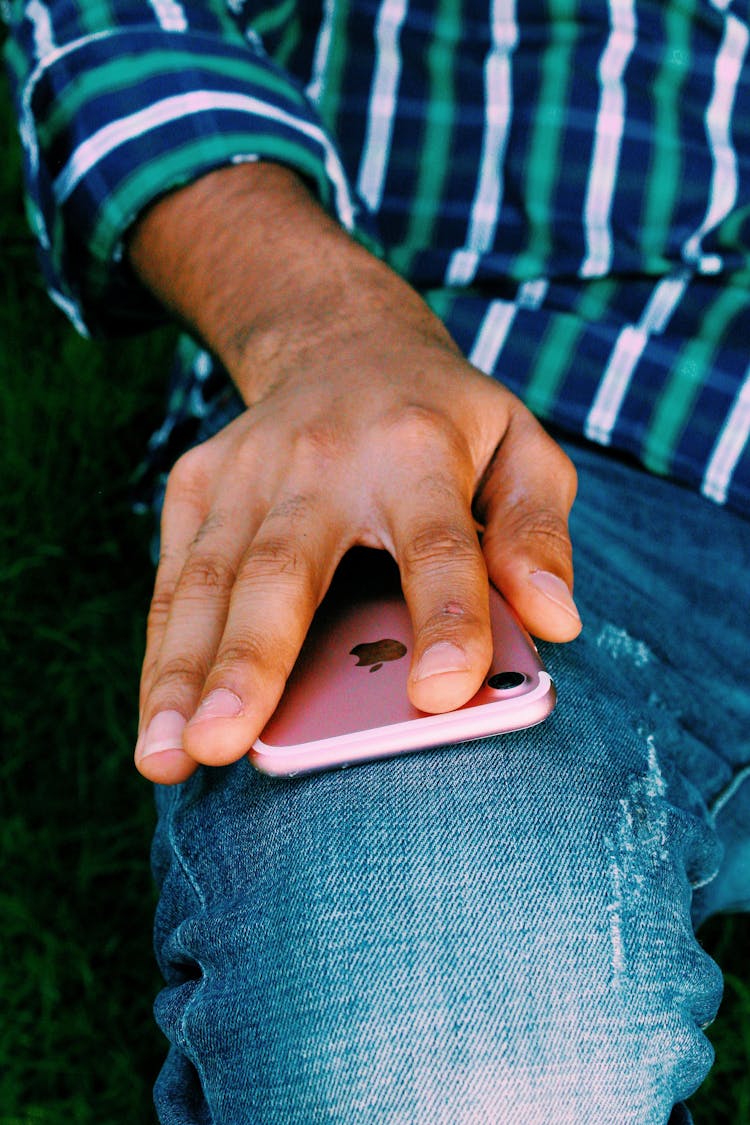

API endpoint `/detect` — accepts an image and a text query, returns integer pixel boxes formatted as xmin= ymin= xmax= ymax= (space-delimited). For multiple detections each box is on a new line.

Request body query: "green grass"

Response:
xmin=1 ymin=69 xmax=171 ymax=1123
xmin=1 ymin=52 xmax=749 ymax=1125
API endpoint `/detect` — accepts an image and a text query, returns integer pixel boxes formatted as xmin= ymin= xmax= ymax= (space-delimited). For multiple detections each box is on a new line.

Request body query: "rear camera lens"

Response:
xmin=487 ymin=671 xmax=527 ymax=690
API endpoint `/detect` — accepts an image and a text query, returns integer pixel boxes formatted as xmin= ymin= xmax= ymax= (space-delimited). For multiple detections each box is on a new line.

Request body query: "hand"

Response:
xmin=130 ymin=166 xmax=580 ymax=784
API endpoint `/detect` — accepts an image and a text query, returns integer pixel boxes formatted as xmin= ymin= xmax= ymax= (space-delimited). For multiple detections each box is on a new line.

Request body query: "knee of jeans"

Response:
xmin=152 ymin=729 xmax=723 ymax=1124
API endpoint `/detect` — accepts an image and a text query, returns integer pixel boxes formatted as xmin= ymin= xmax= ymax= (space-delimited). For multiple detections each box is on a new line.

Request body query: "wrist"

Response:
xmin=127 ymin=161 xmax=456 ymax=405
xmin=127 ymin=163 xmax=370 ymax=399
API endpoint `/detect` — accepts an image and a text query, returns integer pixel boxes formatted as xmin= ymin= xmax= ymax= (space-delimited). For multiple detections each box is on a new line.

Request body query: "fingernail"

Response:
xmin=529 ymin=570 xmax=581 ymax=622
xmin=189 ymin=688 xmax=244 ymax=724
xmin=413 ymin=642 xmax=470 ymax=681
xmin=137 ymin=710 xmax=186 ymax=761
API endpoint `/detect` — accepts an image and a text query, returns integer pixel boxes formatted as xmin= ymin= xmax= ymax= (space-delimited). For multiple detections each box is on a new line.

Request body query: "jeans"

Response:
xmin=149 ymin=437 xmax=749 ymax=1123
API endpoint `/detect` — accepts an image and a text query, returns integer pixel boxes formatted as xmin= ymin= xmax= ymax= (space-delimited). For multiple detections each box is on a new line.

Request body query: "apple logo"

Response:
xmin=350 ymin=639 xmax=407 ymax=673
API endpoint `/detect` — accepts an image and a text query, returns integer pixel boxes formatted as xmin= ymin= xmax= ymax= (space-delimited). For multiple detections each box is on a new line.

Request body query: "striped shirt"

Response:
xmin=4 ymin=0 xmax=750 ymax=514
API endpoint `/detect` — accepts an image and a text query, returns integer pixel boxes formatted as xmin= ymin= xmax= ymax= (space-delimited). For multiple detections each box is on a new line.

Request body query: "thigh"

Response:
xmin=150 ymin=691 xmax=721 ymax=1122
xmin=149 ymin=442 xmax=747 ymax=1124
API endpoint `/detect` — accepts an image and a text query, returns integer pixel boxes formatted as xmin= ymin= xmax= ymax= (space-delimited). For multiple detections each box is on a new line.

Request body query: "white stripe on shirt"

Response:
xmin=446 ymin=0 xmax=518 ymax=286
xmin=682 ymin=13 xmax=748 ymax=273
xmin=20 ymin=29 xmax=135 ymax=182
xmin=53 ymin=90 xmax=358 ymax=230
xmin=27 ymin=0 xmax=56 ymax=56
xmin=585 ymin=273 xmax=688 ymax=444
xmin=307 ymin=0 xmax=337 ymax=105
xmin=469 ymin=279 xmax=549 ymax=372
xmin=579 ymin=0 xmax=637 ymax=278
xmin=357 ymin=0 xmax=409 ymax=211
xmin=49 ymin=285 xmax=89 ymax=336
xmin=148 ymin=0 xmax=187 ymax=33
xmin=702 ymin=365 xmax=750 ymax=503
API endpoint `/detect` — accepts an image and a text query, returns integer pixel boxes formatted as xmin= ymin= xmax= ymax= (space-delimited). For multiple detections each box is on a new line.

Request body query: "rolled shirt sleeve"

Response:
xmin=3 ymin=0 xmax=363 ymax=334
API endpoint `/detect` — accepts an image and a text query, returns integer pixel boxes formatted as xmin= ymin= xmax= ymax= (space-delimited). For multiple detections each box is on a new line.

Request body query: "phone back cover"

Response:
xmin=256 ymin=549 xmax=553 ymax=767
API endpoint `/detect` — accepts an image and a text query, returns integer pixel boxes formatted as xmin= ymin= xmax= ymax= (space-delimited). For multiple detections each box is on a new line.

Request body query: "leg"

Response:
xmin=150 ymin=442 xmax=748 ymax=1124
xmin=150 ymin=712 xmax=720 ymax=1123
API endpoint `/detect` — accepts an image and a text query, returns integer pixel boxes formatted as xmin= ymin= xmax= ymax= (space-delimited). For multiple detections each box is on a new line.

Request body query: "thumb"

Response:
xmin=476 ymin=412 xmax=582 ymax=642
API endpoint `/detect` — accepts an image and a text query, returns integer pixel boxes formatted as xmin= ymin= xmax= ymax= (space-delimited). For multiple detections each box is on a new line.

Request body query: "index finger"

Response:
xmin=180 ymin=491 xmax=346 ymax=766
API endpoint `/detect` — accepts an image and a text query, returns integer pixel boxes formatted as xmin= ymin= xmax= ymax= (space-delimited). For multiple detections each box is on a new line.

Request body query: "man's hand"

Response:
xmin=129 ymin=164 xmax=580 ymax=784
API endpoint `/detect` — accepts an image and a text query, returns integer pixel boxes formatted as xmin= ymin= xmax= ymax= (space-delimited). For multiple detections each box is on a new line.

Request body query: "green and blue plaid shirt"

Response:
xmin=5 ymin=0 xmax=750 ymax=513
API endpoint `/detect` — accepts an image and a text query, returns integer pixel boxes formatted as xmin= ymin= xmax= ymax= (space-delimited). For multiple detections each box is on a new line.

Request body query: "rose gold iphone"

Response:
xmin=251 ymin=548 xmax=555 ymax=776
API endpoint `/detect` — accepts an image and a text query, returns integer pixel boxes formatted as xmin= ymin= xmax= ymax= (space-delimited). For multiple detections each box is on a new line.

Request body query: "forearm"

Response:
xmin=8 ymin=1 xmax=353 ymax=338
xmin=127 ymin=162 xmax=450 ymax=404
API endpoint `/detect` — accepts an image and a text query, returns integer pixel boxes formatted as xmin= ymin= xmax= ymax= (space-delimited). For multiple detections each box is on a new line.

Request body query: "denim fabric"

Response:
xmin=150 ymin=438 xmax=749 ymax=1123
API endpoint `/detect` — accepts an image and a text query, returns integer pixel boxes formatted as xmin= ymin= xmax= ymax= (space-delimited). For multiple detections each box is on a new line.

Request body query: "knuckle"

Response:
xmin=265 ymin=493 xmax=315 ymax=528
xmin=213 ymin=635 xmax=291 ymax=683
xmin=419 ymin=602 xmax=483 ymax=641
xmin=525 ymin=430 xmax=578 ymax=507
xmin=381 ymin=404 xmax=451 ymax=449
xmin=146 ymin=584 xmax=176 ymax=635
xmin=508 ymin=506 xmax=573 ymax=559
xmin=166 ymin=444 xmax=212 ymax=502
xmin=550 ymin=447 xmax=578 ymax=506
xmin=190 ymin=510 xmax=228 ymax=547
xmin=178 ymin=551 xmax=237 ymax=596
xmin=152 ymin=654 xmax=210 ymax=697
xmin=213 ymin=636 xmax=266 ymax=672
xmin=242 ymin=536 xmax=314 ymax=588
xmin=402 ymin=523 xmax=480 ymax=575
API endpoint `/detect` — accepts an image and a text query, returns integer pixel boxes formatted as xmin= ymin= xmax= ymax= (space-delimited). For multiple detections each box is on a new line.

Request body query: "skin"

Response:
xmin=128 ymin=163 xmax=581 ymax=785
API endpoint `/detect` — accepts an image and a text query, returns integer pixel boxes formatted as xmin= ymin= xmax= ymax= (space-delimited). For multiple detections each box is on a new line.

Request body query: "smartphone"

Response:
xmin=251 ymin=548 xmax=555 ymax=776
